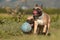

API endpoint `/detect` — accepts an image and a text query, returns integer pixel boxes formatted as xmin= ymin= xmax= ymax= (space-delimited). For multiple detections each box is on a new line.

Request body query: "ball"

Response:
xmin=21 ymin=22 xmax=32 ymax=32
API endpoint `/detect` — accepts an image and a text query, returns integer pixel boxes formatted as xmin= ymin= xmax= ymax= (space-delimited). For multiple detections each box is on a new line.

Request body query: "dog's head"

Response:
xmin=33 ymin=8 xmax=42 ymax=16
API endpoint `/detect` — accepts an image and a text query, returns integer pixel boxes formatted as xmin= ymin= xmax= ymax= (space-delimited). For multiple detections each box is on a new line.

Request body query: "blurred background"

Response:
xmin=0 ymin=0 xmax=60 ymax=8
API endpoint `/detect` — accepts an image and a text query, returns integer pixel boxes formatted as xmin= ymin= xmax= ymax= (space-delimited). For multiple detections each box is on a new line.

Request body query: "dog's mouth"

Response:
xmin=33 ymin=10 xmax=38 ymax=15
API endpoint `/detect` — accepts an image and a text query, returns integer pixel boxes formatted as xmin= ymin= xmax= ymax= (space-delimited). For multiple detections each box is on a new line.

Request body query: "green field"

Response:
xmin=0 ymin=8 xmax=60 ymax=40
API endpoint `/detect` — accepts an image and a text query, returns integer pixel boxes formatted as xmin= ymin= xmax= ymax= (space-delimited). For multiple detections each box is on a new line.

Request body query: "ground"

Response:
xmin=0 ymin=13 xmax=60 ymax=40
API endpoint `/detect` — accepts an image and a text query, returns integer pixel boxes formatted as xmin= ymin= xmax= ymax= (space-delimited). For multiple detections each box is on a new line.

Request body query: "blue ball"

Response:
xmin=21 ymin=22 xmax=32 ymax=32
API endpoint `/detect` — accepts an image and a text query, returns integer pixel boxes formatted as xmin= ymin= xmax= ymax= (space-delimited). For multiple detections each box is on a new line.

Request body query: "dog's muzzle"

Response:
xmin=33 ymin=10 xmax=38 ymax=16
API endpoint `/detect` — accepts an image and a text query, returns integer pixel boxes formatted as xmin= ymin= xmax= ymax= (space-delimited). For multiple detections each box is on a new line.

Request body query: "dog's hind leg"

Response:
xmin=43 ymin=24 xmax=47 ymax=33
xmin=46 ymin=21 xmax=50 ymax=35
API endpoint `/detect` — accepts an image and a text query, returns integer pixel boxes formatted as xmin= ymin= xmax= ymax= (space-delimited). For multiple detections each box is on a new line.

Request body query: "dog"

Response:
xmin=27 ymin=8 xmax=50 ymax=35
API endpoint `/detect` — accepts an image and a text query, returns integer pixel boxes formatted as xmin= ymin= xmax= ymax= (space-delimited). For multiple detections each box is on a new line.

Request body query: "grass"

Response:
xmin=0 ymin=28 xmax=60 ymax=40
xmin=0 ymin=8 xmax=60 ymax=40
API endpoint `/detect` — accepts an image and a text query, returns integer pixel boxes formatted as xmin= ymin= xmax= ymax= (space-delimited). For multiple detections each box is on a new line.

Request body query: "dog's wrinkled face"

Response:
xmin=33 ymin=8 xmax=42 ymax=16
